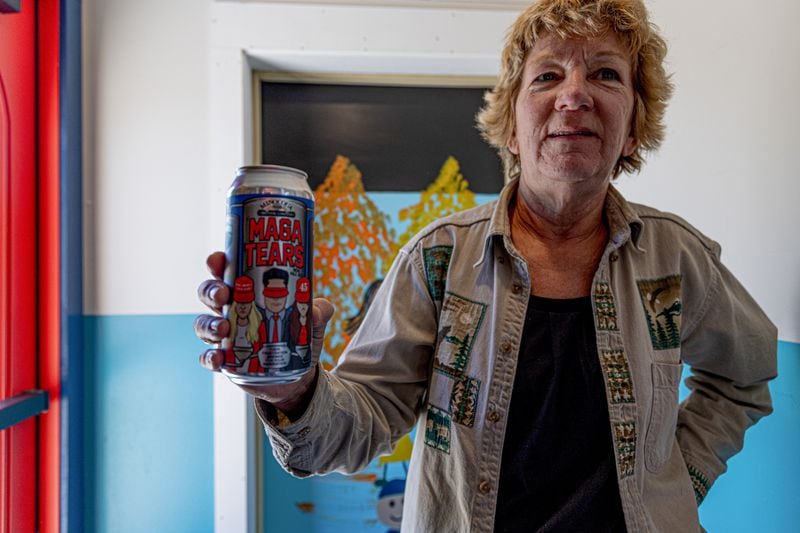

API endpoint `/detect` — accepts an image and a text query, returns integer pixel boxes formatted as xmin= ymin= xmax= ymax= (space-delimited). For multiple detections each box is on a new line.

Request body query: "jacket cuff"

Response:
xmin=685 ymin=461 xmax=711 ymax=505
xmin=253 ymin=367 xmax=335 ymax=477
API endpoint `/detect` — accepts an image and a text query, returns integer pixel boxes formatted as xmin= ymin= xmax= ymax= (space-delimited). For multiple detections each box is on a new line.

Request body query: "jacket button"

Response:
xmin=500 ymin=341 xmax=512 ymax=353
xmin=512 ymin=284 xmax=523 ymax=294
xmin=487 ymin=411 xmax=500 ymax=422
xmin=479 ymin=480 xmax=491 ymax=494
xmin=610 ymin=252 xmax=619 ymax=262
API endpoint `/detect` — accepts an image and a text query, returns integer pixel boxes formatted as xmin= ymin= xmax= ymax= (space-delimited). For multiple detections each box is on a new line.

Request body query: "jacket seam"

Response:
xmin=398 ymin=247 xmax=435 ymax=305
xmin=402 ymin=214 xmax=493 ymax=252
xmin=638 ymin=213 xmax=717 ymax=253
xmin=397 ymin=247 xmax=439 ymax=415
xmin=681 ymin=250 xmax=722 ymax=341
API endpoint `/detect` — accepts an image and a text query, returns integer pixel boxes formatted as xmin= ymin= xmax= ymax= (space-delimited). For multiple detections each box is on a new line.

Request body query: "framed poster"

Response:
xmin=255 ymin=71 xmax=504 ymax=532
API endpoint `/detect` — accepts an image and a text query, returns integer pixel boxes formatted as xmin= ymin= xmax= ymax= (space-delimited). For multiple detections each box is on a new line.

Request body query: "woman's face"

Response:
xmin=235 ymin=301 xmax=251 ymax=318
xmin=509 ymin=32 xmax=637 ymax=188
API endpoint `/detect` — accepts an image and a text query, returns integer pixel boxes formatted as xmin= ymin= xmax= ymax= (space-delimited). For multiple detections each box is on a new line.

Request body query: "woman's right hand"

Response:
xmin=194 ymin=251 xmax=231 ymax=351
xmin=194 ymin=251 xmax=334 ymax=419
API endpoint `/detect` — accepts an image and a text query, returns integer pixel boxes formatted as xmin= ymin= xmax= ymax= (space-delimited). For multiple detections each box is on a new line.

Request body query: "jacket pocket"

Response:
xmin=644 ymin=361 xmax=683 ymax=473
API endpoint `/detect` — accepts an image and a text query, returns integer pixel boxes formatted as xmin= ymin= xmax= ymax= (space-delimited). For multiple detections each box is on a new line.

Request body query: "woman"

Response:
xmin=225 ymin=275 xmax=267 ymax=373
xmin=195 ymin=1 xmax=777 ymax=530
xmin=288 ymin=277 xmax=312 ymax=366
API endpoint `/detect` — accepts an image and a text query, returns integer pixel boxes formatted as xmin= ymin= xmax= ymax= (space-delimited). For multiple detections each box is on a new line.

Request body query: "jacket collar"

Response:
xmin=606 ymin=184 xmax=644 ymax=252
xmin=474 ymin=178 xmax=644 ymax=268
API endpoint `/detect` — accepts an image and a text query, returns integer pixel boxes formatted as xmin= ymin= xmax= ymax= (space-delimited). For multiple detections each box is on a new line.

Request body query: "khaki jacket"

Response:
xmin=258 ymin=179 xmax=777 ymax=532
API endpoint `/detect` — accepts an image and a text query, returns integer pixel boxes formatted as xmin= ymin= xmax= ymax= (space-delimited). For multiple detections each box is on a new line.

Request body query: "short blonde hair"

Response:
xmin=477 ymin=0 xmax=673 ymax=179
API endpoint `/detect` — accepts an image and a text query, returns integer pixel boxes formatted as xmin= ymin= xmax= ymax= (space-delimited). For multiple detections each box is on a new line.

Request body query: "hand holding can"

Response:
xmin=195 ymin=250 xmax=334 ymax=418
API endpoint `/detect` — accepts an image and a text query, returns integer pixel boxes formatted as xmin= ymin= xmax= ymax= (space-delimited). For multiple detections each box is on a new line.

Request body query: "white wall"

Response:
xmin=83 ymin=0 xmax=212 ymax=318
xmin=83 ymin=0 xmax=800 ymax=530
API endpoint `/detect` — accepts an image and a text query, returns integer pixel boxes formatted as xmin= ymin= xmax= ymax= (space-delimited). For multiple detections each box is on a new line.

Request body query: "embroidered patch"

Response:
xmin=686 ymin=463 xmax=710 ymax=505
xmin=436 ymin=292 xmax=487 ymax=373
xmin=594 ymin=282 xmax=619 ymax=331
xmin=429 ymin=293 xmax=487 ymax=430
xmin=600 ymin=350 xmax=635 ymax=404
xmin=423 ymin=246 xmax=453 ymax=303
xmin=424 ymin=406 xmax=451 ymax=454
xmin=614 ymin=421 xmax=637 ymax=478
xmin=637 ymin=275 xmax=682 ymax=350
xmin=450 ymin=376 xmax=481 ymax=427
xmin=432 ymin=360 xmax=459 ymax=380
xmin=428 ymin=365 xmax=456 ymax=413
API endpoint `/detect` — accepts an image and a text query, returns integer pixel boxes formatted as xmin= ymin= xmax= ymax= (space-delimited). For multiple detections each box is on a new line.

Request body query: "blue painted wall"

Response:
xmin=81 ymin=311 xmax=798 ymax=532
xmin=693 ymin=341 xmax=800 ymax=532
xmin=83 ymin=315 xmax=214 ymax=533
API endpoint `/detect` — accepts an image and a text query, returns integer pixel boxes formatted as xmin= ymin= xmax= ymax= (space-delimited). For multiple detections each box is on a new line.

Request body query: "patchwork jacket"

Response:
xmin=258 ymin=179 xmax=777 ymax=532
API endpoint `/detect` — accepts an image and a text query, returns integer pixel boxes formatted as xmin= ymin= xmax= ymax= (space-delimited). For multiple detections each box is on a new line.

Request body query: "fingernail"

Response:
xmin=209 ymin=286 xmax=220 ymax=302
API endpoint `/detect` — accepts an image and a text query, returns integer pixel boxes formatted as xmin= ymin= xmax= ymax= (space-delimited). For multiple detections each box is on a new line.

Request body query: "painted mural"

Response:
xmin=263 ymin=154 xmax=496 ymax=532
xmin=259 ymin=78 xmax=503 ymax=532
xmin=313 ymin=155 xmax=397 ymax=367
xmin=314 ymin=154 xmax=481 ymax=369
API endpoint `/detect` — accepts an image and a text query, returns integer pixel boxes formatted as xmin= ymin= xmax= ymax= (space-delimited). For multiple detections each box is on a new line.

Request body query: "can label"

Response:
xmin=223 ymin=193 xmax=314 ymax=382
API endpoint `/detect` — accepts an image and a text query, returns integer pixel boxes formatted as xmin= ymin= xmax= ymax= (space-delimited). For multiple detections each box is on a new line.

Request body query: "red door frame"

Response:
xmin=38 ymin=1 xmax=61 ymax=531
xmin=0 ymin=1 xmax=61 ymax=532
xmin=0 ymin=2 xmax=38 ymax=531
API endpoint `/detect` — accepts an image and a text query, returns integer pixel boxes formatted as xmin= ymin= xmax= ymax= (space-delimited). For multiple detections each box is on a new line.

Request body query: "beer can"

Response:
xmin=222 ymin=165 xmax=314 ymax=385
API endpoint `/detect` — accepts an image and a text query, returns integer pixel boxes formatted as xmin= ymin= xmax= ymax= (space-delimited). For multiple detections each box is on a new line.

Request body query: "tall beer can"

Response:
xmin=222 ymin=165 xmax=314 ymax=385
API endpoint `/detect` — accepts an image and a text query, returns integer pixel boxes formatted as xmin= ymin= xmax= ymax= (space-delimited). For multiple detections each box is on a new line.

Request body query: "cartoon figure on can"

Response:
xmin=289 ymin=277 xmax=312 ymax=365
xmin=225 ymin=275 xmax=267 ymax=372
xmin=258 ymin=268 xmax=294 ymax=369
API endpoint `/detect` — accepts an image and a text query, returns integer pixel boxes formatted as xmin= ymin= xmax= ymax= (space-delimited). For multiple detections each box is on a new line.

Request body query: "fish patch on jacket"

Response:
xmin=637 ymin=275 xmax=682 ymax=350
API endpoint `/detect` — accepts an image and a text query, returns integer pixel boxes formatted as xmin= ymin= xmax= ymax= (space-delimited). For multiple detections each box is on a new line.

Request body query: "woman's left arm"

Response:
xmin=677 ymin=250 xmax=778 ymax=504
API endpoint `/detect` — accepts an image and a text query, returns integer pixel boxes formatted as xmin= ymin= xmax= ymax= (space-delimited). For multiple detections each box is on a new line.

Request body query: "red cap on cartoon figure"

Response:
xmin=233 ymin=276 xmax=255 ymax=303
xmin=295 ymin=277 xmax=311 ymax=303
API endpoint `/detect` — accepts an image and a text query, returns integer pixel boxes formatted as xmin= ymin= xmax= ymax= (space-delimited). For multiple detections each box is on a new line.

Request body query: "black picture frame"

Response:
xmin=257 ymin=76 xmax=504 ymax=194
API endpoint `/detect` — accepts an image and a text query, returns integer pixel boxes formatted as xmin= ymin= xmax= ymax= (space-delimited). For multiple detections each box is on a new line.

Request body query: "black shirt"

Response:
xmin=494 ymin=295 xmax=627 ymax=532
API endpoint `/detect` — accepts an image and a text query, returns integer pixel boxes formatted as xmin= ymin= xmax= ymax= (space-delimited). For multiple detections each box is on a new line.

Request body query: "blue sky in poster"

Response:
xmin=368 ymin=191 xmax=498 ymax=241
